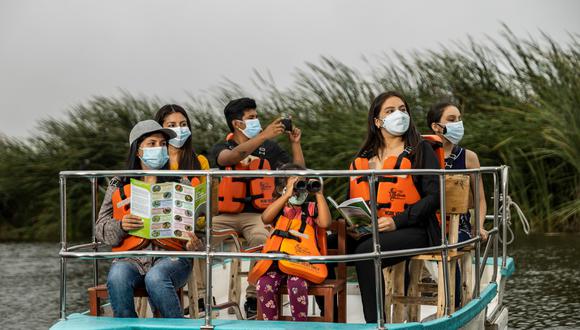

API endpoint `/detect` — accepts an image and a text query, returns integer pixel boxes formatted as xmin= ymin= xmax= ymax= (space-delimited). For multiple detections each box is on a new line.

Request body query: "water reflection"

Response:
xmin=0 ymin=243 xmax=109 ymax=330
xmin=504 ymin=233 xmax=580 ymax=329
xmin=1 ymin=234 xmax=579 ymax=329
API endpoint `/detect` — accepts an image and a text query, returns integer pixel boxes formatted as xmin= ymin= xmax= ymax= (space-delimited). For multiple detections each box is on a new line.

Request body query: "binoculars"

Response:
xmin=294 ymin=179 xmax=322 ymax=193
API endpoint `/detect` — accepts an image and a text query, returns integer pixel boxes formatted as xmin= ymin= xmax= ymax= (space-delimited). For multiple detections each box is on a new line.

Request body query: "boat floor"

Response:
xmin=51 ymin=257 xmax=513 ymax=329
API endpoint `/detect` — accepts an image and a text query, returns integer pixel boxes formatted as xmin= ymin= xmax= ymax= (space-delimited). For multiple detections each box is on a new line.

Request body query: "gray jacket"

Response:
xmin=96 ymin=177 xmax=154 ymax=274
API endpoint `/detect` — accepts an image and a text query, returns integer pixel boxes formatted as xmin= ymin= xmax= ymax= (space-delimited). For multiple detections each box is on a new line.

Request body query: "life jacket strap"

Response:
xmin=249 ymin=193 xmax=265 ymax=201
xmin=119 ymin=183 xmax=128 ymax=200
xmin=445 ymin=145 xmax=462 ymax=169
xmin=271 ymin=229 xmax=301 ymax=242
xmin=377 ymin=202 xmax=392 ymax=209
xmin=393 ymin=146 xmax=413 ymax=170
xmin=356 ymin=176 xmax=369 ymax=184
xmin=378 ymin=176 xmax=397 ymax=183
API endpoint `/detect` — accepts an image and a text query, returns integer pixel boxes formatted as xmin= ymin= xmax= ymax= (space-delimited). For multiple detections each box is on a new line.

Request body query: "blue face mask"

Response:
xmin=139 ymin=146 xmax=169 ymax=169
xmin=168 ymin=127 xmax=191 ymax=148
xmin=441 ymin=121 xmax=464 ymax=145
xmin=240 ymin=119 xmax=262 ymax=138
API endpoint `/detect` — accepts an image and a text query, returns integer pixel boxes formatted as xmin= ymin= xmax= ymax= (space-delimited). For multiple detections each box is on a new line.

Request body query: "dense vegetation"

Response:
xmin=1 ymin=28 xmax=578 ymax=242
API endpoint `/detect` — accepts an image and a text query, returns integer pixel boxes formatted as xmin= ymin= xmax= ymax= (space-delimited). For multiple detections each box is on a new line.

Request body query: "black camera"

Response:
xmin=294 ymin=179 xmax=322 ymax=193
xmin=281 ymin=116 xmax=293 ymax=132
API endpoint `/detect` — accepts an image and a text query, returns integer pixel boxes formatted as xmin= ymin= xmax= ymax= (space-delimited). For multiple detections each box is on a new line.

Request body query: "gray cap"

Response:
xmin=129 ymin=120 xmax=177 ymax=146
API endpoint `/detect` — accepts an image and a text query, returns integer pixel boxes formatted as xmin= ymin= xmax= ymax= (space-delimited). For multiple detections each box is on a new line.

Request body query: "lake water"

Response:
xmin=1 ymin=234 xmax=579 ymax=329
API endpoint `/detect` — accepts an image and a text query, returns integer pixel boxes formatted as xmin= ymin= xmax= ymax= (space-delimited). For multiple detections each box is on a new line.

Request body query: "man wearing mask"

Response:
xmin=208 ymin=97 xmax=305 ymax=318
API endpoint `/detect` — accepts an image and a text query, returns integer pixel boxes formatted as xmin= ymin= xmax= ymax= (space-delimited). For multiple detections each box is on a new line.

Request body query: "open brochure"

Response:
xmin=327 ymin=196 xmax=373 ymax=239
xmin=129 ymin=178 xmax=207 ymax=240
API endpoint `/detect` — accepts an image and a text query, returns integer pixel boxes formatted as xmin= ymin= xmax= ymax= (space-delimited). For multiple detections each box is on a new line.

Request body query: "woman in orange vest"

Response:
xmin=349 ymin=91 xmax=441 ymax=323
xmin=95 ymin=120 xmax=204 ymax=318
xmin=252 ymin=163 xmax=331 ymax=321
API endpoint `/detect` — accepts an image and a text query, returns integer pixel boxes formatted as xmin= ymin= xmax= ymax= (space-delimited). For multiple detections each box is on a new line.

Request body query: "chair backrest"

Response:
xmin=326 ymin=219 xmax=347 ymax=280
xmin=445 ymin=174 xmax=470 ymax=215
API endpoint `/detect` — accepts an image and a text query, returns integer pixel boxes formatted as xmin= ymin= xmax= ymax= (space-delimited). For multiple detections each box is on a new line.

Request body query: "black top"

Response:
xmin=354 ymin=140 xmax=442 ymax=246
xmin=208 ymin=139 xmax=291 ymax=170
xmin=209 ymin=138 xmax=291 ymax=213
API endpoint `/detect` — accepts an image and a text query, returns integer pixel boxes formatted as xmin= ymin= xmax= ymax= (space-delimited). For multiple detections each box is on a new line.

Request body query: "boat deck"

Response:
xmin=51 ymin=258 xmax=513 ymax=330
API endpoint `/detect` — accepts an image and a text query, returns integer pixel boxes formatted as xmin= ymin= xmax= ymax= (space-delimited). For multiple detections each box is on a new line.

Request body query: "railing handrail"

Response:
xmin=57 ymin=166 xmax=509 ymax=330
xmin=59 ymin=237 xmax=482 ymax=261
xmin=59 ymin=166 xmax=504 ymax=178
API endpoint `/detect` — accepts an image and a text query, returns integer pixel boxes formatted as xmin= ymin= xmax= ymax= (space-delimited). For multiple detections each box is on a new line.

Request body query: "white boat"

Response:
xmin=50 ymin=166 xmax=516 ymax=330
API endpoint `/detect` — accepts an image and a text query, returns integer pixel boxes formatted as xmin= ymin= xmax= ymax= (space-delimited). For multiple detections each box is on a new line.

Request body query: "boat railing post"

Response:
xmin=91 ymin=177 xmax=99 ymax=288
xmin=201 ymin=171 xmax=214 ymax=330
xmin=473 ymin=170 xmax=481 ymax=299
xmin=59 ymin=175 xmax=67 ymax=320
xmin=501 ymin=166 xmax=509 ymax=268
xmin=368 ymin=172 xmax=385 ymax=330
xmin=492 ymin=171 xmax=499 ymax=282
xmin=439 ymin=174 xmax=451 ymax=316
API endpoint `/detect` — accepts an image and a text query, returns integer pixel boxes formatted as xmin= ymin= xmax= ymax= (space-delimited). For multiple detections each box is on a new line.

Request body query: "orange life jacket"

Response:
xmin=422 ymin=135 xmax=445 ymax=169
xmin=349 ymin=147 xmax=421 ymax=218
xmin=111 ymin=180 xmax=186 ymax=251
xmin=217 ymin=134 xmax=275 ymax=213
xmin=248 ymin=202 xmax=328 ymax=284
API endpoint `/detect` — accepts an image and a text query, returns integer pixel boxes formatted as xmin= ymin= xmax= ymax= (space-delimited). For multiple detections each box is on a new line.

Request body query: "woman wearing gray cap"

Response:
xmin=95 ymin=120 xmax=204 ymax=318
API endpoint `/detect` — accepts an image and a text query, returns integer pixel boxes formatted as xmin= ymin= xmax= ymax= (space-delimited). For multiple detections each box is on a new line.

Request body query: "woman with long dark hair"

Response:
xmin=349 ymin=91 xmax=441 ymax=322
xmin=96 ymin=120 xmax=204 ymax=318
xmin=154 ymin=104 xmax=209 ymax=174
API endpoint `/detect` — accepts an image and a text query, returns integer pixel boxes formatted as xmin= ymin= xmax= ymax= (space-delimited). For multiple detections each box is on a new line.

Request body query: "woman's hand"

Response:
xmin=121 ymin=214 xmax=144 ymax=231
xmin=378 ymin=217 xmax=396 ymax=232
xmin=185 ymin=232 xmax=204 ymax=251
xmin=479 ymin=227 xmax=489 ymax=241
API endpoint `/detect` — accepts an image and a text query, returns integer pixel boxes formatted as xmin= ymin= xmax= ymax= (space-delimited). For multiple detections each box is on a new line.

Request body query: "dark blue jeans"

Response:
xmin=106 ymin=257 xmax=192 ymax=318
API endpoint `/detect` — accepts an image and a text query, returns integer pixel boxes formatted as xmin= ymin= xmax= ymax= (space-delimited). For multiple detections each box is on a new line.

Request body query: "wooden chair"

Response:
xmin=211 ymin=228 xmax=263 ymax=318
xmin=257 ymin=219 xmax=348 ymax=322
xmin=88 ymin=283 xmax=184 ymax=317
xmin=384 ymin=174 xmax=473 ymax=322
xmin=184 ymin=258 xmax=206 ymax=319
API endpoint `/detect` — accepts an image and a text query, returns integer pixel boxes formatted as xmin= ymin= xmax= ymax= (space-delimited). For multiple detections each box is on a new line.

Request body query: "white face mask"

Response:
xmin=441 ymin=121 xmax=464 ymax=145
xmin=168 ymin=127 xmax=191 ymax=148
xmin=281 ymin=187 xmax=308 ymax=205
xmin=289 ymin=192 xmax=308 ymax=205
xmin=381 ymin=110 xmax=410 ymax=136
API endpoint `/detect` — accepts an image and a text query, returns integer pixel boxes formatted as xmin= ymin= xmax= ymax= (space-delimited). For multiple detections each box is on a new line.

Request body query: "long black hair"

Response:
xmin=154 ymin=104 xmax=201 ymax=170
xmin=356 ymin=91 xmax=423 ymax=167
xmin=426 ymin=100 xmax=458 ymax=132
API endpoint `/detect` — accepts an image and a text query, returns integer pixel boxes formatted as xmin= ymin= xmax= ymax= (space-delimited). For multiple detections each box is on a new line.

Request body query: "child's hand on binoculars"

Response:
xmin=310 ymin=179 xmax=323 ymax=195
xmin=283 ymin=176 xmax=299 ymax=198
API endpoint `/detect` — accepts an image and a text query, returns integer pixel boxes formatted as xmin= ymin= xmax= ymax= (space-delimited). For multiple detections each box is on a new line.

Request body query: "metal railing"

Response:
xmin=58 ymin=166 xmax=510 ymax=330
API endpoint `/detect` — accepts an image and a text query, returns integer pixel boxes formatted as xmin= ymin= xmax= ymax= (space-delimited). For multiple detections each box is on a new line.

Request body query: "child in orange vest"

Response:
xmin=255 ymin=163 xmax=331 ymax=321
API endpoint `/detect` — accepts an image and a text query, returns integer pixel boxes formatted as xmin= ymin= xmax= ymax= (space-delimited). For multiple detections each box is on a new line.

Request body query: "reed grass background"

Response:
xmin=0 ymin=27 xmax=578 ymax=241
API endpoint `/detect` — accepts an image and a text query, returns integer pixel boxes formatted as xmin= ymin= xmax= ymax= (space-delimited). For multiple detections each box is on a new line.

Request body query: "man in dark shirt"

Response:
xmin=208 ymin=97 xmax=305 ymax=318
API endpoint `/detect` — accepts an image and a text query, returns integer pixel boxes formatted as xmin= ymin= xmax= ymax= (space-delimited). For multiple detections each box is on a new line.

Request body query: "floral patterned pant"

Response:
xmin=256 ymin=270 xmax=308 ymax=321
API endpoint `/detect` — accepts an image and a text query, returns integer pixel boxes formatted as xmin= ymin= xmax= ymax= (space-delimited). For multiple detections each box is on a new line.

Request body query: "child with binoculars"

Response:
xmin=251 ymin=163 xmax=331 ymax=321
